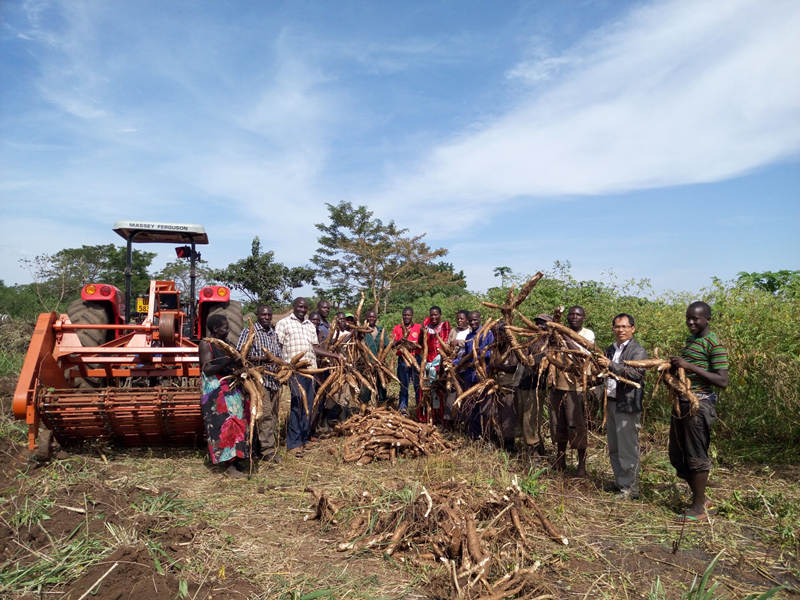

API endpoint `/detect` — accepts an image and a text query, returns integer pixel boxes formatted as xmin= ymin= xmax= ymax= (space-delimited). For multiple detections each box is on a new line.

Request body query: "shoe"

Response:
xmin=262 ymin=453 xmax=282 ymax=464
xmin=603 ymin=482 xmax=620 ymax=493
xmin=614 ymin=488 xmax=638 ymax=500
xmin=676 ymin=512 xmax=708 ymax=524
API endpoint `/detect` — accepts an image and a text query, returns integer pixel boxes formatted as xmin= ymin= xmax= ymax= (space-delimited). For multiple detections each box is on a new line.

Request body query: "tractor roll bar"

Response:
xmin=112 ymin=221 xmax=208 ymax=325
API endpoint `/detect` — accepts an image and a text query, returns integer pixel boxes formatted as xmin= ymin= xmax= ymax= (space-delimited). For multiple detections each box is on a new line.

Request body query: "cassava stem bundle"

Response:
xmin=332 ymin=406 xmax=456 ymax=464
xmin=623 ymin=354 xmax=700 ymax=416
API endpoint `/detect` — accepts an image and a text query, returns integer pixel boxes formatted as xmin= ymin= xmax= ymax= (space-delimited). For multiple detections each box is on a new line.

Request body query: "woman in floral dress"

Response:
xmin=199 ymin=314 xmax=249 ymax=477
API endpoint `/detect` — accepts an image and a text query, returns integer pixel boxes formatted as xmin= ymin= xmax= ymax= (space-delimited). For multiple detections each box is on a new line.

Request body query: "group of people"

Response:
xmin=198 ymin=296 xmax=728 ymax=521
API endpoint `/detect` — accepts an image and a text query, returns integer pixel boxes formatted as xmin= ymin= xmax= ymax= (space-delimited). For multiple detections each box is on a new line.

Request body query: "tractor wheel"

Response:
xmin=206 ymin=300 xmax=244 ymax=346
xmin=67 ymin=299 xmax=113 ymax=347
xmin=67 ymin=299 xmax=112 ymax=387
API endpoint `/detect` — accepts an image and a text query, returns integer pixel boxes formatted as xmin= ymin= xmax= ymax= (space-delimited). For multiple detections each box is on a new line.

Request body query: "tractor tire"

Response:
xmin=206 ymin=300 xmax=244 ymax=346
xmin=67 ymin=299 xmax=112 ymax=387
xmin=67 ymin=299 xmax=113 ymax=347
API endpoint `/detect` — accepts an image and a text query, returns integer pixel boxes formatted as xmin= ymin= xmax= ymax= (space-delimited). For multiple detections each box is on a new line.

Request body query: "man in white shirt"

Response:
xmin=598 ymin=313 xmax=648 ymax=499
xmin=275 ymin=297 xmax=341 ymax=456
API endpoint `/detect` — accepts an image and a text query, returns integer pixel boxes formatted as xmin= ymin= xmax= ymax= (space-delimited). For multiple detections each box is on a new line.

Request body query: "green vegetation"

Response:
xmin=18 ymin=244 xmax=156 ymax=313
xmin=210 ymin=237 xmax=316 ymax=306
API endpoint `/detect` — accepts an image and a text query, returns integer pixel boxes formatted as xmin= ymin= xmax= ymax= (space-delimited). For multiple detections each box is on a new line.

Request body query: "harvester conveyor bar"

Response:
xmin=39 ymin=387 xmax=204 ymax=447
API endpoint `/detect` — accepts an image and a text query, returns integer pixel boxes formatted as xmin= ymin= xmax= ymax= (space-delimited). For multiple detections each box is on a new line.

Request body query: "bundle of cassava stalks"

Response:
xmin=449 ymin=273 xmax=645 ymax=428
xmin=332 ymin=407 xmax=456 ymax=464
xmin=312 ymin=294 xmax=400 ymax=414
xmin=476 ymin=272 xmax=701 ymax=421
xmin=306 ymin=476 xmax=564 ymax=599
xmin=623 ymin=349 xmax=699 ymax=416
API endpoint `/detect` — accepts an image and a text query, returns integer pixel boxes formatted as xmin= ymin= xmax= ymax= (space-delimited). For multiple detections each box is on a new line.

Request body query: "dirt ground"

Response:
xmin=1 ymin=385 xmax=798 ymax=599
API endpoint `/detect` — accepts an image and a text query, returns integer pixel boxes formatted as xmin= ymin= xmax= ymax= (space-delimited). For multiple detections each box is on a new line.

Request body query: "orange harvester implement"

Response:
xmin=12 ymin=221 xmax=240 ymax=453
xmin=13 ymin=280 xmax=203 ymax=450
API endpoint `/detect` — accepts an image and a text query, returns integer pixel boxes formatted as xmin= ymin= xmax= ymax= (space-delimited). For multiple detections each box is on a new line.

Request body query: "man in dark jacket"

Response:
xmin=598 ymin=313 xmax=647 ymax=499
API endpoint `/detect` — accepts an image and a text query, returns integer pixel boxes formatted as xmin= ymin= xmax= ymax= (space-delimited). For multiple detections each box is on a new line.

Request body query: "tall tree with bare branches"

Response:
xmin=312 ymin=202 xmax=458 ymax=312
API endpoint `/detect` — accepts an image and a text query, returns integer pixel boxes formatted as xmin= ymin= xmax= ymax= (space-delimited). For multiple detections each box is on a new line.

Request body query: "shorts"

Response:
xmin=669 ymin=394 xmax=717 ymax=480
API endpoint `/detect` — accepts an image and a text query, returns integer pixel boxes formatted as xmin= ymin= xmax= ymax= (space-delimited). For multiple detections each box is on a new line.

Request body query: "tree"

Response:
xmin=19 ymin=244 xmax=155 ymax=311
xmin=0 ymin=281 xmax=45 ymax=320
xmin=311 ymin=201 xmax=454 ymax=312
xmin=388 ymin=262 xmax=467 ymax=309
xmin=209 ymin=237 xmax=316 ymax=306
xmin=493 ymin=266 xmax=512 ymax=287
xmin=737 ymin=270 xmax=800 ymax=298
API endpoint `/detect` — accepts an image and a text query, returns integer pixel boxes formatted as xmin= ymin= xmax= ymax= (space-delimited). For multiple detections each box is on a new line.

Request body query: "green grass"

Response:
xmin=132 ymin=490 xmax=201 ymax=522
xmin=682 ymin=552 xmax=785 ymax=600
xmin=268 ymin=572 xmax=390 ymax=600
xmin=0 ymin=528 xmax=105 ymax=595
xmin=8 ymin=495 xmax=55 ymax=529
xmin=0 ymin=351 xmax=24 ymax=377
xmin=519 ymin=466 xmax=548 ymax=498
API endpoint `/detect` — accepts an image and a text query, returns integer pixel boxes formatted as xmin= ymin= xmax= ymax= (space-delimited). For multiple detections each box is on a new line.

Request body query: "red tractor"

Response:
xmin=13 ymin=221 xmax=243 ymax=457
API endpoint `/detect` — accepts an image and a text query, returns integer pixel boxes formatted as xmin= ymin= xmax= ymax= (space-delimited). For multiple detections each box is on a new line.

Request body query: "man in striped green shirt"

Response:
xmin=669 ymin=301 xmax=729 ymax=522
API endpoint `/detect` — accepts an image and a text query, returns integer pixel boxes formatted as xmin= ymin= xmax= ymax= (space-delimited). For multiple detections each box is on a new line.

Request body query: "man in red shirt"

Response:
xmin=392 ymin=306 xmax=422 ymax=416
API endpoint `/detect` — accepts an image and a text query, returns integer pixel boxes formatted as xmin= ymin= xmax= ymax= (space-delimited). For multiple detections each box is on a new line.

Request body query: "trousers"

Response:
xmin=397 ymin=355 xmax=421 ymax=412
xmin=516 ymin=386 xmax=544 ymax=447
xmin=286 ymin=375 xmax=315 ymax=450
xmin=256 ymin=386 xmax=280 ymax=459
xmin=607 ymin=398 xmax=641 ymax=494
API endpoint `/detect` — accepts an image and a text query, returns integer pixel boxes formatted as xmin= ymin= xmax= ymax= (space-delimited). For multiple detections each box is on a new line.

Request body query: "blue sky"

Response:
xmin=1 ymin=0 xmax=798 ymax=298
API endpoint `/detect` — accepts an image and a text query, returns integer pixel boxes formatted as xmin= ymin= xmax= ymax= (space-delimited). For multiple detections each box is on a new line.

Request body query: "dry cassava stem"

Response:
xmin=622 ymin=359 xmax=700 ymax=415
xmin=546 ymin=321 xmax=603 ymax=355
xmin=315 ymin=478 xmax=562 ymax=599
xmin=240 ymin=318 xmax=257 ymax=363
xmin=465 ymin=514 xmax=485 ymax=564
xmin=386 ymin=521 xmax=410 ymax=556
xmin=203 ymin=337 xmax=241 ymax=359
xmin=529 ymin=499 xmax=569 ymax=546
xmin=512 ymin=271 xmax=544 ymax=308
xmin=355 ymin=292 xmax=365 ymax=326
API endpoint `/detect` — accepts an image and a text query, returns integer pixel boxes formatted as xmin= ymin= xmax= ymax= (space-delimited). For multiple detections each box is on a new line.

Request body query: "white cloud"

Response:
xmin=4 ymin=5 xmax=343 ymax=275
xmin=368 ymin=0 xmax=800 ymax=232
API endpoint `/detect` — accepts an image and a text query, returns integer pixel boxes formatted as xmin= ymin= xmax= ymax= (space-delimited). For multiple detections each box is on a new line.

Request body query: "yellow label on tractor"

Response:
xmin=136 ymin=297 xmax=149 ymax=313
